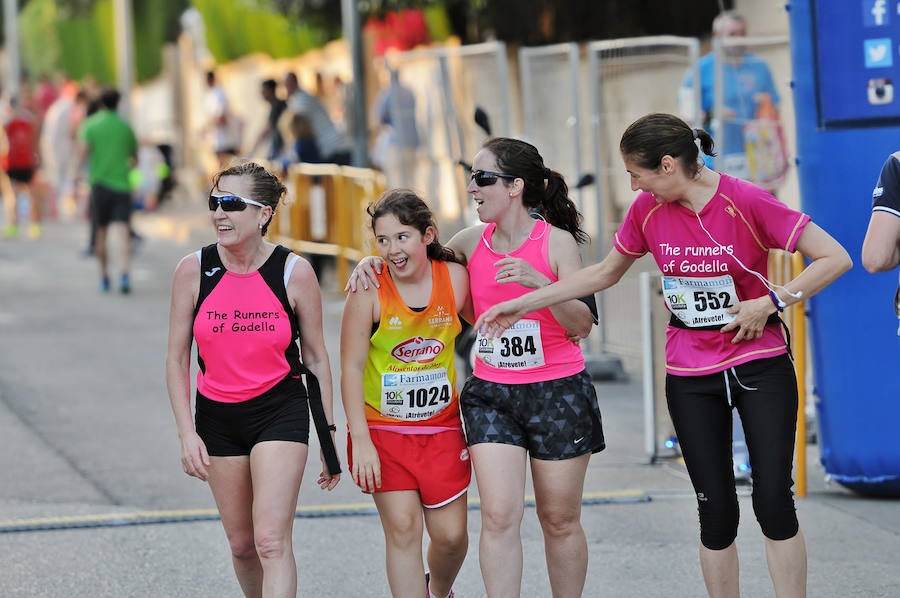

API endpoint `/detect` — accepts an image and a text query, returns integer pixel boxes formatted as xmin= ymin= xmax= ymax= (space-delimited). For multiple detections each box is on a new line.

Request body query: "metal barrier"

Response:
xmin=518 ymin=43 xmax=586 ymax=210
xmin=269 ymin=163 xmax=386 ymax=291
xmin=385 ymin=41 xmax=513 ymax=231
xmin=769 ymin=250 xmax=809 ymax=497
xmin=586 ymin=36 xmax=701 ymax=256
xmin=585 ymin=36 xmax=700 ymax=362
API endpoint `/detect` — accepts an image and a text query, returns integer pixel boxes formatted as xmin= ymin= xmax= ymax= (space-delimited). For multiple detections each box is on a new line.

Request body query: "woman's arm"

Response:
xmin=288 ymin=255 xmax=341 ymax=490
xmin=339 ymin=287 xmax=382 ymax=492
xmin=862 ymin=211 xmax=900 ymax=273
xmin=164 ymin=254 xmax=208 ymax=480
xmin=546 ymin=228 xmax=595 ymax=338
xmin=777 ymin=222 xmax=853 ymax=307
xmin=476 ymin=249 xmax=636 ymax=337
xmin=447 ymin=262 xmax=472 ymax=324
xmin=721 ymin=222 xmax=852 ymax=343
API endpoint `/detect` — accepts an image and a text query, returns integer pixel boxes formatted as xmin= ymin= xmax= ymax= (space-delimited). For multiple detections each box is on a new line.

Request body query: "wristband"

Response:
xmin=327 ymin=424 xmax=337 ymax=432
xmin=768 ymin=290 xmax=786 ymax=312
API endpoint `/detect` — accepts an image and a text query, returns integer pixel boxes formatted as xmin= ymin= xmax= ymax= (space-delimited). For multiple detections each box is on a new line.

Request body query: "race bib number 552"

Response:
xmin=663 ymin=274 xmax=739 ymax=328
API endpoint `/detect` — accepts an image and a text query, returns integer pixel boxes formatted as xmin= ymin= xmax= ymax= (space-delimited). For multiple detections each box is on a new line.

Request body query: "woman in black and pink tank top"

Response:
xmin=165 ymin=161 xmax=340 ymax=597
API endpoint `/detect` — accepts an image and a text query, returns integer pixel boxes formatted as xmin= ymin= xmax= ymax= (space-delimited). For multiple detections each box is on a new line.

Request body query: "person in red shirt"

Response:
xmin=2 ymin=97 xmax=40 ymax=238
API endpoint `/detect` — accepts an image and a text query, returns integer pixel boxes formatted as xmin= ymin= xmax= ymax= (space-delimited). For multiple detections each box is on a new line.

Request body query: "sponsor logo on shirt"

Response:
xmin=391 ymin=337 xmax=445 ymax=363
xmin=428 ymin=304 xmax=454 ymax=327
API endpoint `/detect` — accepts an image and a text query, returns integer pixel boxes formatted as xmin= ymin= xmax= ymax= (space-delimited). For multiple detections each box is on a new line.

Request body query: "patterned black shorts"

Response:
xmin=460 ymin=371 xmax=605 ymax=460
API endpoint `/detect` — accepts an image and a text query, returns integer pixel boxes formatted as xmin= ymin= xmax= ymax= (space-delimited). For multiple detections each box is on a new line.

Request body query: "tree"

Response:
xmin=8 ymin=0 xmax=188 ymax=83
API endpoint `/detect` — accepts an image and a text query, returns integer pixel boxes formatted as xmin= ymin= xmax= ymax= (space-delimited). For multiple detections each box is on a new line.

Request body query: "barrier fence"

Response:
xmin=268 ymin=163 xmax=386 ymax=292
xmin=384 ymin=41 xmax=512 ymax=231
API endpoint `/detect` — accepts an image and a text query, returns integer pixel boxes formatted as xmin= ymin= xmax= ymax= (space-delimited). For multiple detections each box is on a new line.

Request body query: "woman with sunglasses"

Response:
xmin=341 ymin=189 xmax=471 ymax=598
xmin=476 ymin=114 xmax=852 ymax=598
xmin=348 ymin=137 xmax=604 ymax=597
xmin=165 ymin=161 xmax=341 ymax=597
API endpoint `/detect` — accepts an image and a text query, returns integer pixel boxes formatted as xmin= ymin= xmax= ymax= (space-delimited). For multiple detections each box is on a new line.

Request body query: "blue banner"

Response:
xmin=815 ymin=0 xmax=900 ymax=127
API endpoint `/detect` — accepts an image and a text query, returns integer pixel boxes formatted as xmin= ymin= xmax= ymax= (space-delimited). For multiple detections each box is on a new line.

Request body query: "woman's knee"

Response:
xmin=430 ymin=531 xmax=468 ymax=564
xmin=535 ymin=504 xmax=581 ymax=538
xmin=698 ymin=496 xmax=740 ymax=550
xmin=480 ymin=502 xmax=524 ymax=535
xmin=752 ymin=487 xmax=799 ymax=541
xmin=432 ymin=525 xmax=468 ymax=555
xmin=383 ymin=513 xmax=424 ymax=548
xmin=254 ymin=529 xmax=291 ymax=560
xmin=226 ymin=530 xmax=258 ymax=561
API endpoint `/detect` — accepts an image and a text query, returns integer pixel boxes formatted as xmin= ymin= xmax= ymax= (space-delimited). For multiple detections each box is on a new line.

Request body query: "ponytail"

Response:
xmin=483 ymin=137 xmax=589 ymax=245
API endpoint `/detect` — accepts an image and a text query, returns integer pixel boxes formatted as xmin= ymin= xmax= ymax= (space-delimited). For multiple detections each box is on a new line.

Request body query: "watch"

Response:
xmin=768 ymin=290 xmax=786 ymax=313
xmin=327 ymin=424 xmax=337 ymax=432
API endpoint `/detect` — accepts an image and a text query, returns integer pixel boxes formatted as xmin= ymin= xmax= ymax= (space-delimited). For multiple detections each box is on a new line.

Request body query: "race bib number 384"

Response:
xmin=663 ymin=274 xmax=739 ymax=328
xmin=476 ymin=318 xmax=545 ymax=369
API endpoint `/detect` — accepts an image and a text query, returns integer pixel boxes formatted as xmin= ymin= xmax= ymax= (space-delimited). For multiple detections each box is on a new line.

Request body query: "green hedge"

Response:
xmin=20 ymin=0 xmax=183 ymax=84
xmin=193 ymin=0 xmax=328 ymax=62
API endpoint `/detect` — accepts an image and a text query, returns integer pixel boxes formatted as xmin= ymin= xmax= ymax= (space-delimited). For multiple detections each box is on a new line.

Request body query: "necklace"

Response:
xmin=480 ymin=216 xmax=547 ymax=254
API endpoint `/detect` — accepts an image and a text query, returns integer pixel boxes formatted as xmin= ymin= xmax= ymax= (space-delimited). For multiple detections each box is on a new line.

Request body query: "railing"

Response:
xmin=268 ymin=163 xmax=386 ymax=291
xmin=769 ymin=250 xmax=809 ymax=497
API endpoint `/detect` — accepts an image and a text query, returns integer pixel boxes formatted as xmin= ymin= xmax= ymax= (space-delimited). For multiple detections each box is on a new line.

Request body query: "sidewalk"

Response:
xmin=0 ymin=197 xmax=897 ymax=597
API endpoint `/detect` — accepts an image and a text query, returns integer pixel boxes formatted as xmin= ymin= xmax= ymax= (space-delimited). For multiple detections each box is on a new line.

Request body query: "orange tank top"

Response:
xmin=363 ymin=260 xmax=462 ymax=431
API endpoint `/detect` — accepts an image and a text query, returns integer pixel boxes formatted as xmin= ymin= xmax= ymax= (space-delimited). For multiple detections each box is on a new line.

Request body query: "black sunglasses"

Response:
xmin=208 ymin=194 xmax=267 ymax=212
xmin=470 ymin=169 xmax=517 ymax=187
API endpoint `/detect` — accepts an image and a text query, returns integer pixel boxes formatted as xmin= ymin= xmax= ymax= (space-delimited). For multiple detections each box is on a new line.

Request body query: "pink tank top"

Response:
xmin=192 ymin=247 xmax=296 ymax=402
xmin=469 ymin=219 xmax=585 ymax=383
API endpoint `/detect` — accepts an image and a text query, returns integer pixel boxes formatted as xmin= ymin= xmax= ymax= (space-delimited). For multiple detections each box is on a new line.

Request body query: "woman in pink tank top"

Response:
xmin=166 ymin=161 xmax=340 ymax=597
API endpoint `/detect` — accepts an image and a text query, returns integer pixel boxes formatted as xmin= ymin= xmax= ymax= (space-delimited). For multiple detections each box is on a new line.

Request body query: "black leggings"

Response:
xmin=666 ymin=354 xmax=800 ymax=550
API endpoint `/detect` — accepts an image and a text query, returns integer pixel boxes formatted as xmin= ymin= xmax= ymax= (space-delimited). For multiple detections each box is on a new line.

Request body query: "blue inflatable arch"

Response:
xmin=790 ymin=0 xmax=900 ymax=495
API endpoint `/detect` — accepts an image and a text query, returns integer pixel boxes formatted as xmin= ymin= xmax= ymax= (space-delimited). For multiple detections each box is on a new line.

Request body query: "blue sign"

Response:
xmin=815 ymin=0 xmax=900 ymax=127
xmin=863 ymin=0 xmax=890 ymax=27
xmin=864 ymin=38 xmax=893 ymax=67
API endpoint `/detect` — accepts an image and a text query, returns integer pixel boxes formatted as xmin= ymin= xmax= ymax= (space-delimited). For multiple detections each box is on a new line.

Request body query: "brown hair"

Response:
xmin=211 ymin=161 xmax=286 ymax=236
xmin=367 ymin=189 xmax=460 ymax=263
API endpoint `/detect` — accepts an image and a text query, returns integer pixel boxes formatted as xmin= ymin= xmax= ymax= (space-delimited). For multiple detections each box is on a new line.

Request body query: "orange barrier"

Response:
xmin=269 ymin=163 xmax=386 ymax=291
xmin=768 ymin=250 xmax=808 ymax=497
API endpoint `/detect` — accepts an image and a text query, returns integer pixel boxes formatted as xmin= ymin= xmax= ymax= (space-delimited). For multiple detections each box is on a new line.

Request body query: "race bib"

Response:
xmin=476 ymin=318 xmax=545 ymax=369
xmin=379 ymin=368 xmax=452 ymax=421
xmin=663 ymin=274 xmax=739 ymax=328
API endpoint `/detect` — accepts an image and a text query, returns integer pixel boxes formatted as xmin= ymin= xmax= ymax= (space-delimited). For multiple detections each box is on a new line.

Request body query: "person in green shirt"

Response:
xmin=77 ymin=88 xmax=138 ymax=293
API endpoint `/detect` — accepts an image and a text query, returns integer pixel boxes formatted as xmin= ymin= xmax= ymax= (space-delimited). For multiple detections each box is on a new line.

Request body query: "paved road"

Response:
xmin=0 ymin=196 xmax=897 ymax=597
